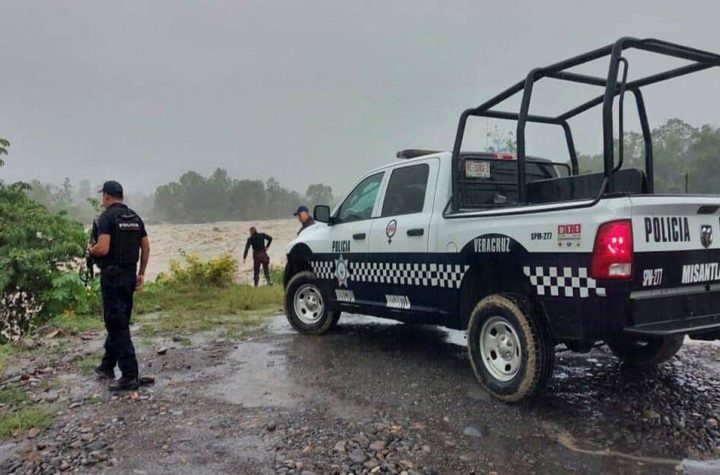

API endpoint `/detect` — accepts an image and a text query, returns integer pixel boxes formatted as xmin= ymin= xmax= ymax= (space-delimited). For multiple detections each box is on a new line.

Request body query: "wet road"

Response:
xmin=4 ymin=313 xmax=719 ymax=474
xmin=33 ymin=312 xmax=713 ymax=474
xmin=212 ymin=314 xmax=720 ymax=474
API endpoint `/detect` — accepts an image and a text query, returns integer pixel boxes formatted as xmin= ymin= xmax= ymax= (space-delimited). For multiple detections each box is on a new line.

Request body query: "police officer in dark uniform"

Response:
xmin=88 ymin=181 xmax=150 ymax=391
xmin=294 ymin=205 xmax=316 ymax=236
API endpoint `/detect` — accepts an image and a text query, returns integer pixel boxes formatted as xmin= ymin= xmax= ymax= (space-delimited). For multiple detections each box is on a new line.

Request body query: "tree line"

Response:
xmin=578 ymin=119 xmax=720 ymax=193
xmin=5 ymin=117 xmax=720 ymax=227
xmin=153 ymin=169 xmax=335 ymax=223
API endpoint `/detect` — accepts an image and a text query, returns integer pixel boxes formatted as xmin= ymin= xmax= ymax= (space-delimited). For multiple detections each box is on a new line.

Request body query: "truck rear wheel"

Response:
xmin=284 ymin=271 xmax=339 ymax=335
xmin=467 ymin=294 xmax=554 ymax=403
xmin=607 ymin=335 xmax=683 ymax=366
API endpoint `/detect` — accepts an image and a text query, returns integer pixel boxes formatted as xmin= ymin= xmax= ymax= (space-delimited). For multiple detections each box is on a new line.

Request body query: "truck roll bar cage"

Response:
xmin=450 ymin=37 xmax=720 ymax=212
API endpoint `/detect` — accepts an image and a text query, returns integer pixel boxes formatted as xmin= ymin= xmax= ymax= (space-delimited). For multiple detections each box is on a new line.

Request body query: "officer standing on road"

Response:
xmin=88 ymin=181 xmax=150 ymax=391
xmin=243 ymin=227 xmax=273 ymax=287
xmin=294 ymin=205 xmax=316 ymax=236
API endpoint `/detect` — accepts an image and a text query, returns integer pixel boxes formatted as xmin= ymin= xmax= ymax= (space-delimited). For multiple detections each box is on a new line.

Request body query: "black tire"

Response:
xmin=467 ymin=293 xmax=555 ymax=403
xmin=330 ymin=310 xmax=342 ymax=329
xmin=284 ymin=271 xmax=339 ymax=335
xmin=607 ymin=335 xmax=683 ymax=366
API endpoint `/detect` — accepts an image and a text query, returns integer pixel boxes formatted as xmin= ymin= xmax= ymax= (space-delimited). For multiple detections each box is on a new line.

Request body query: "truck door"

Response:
xmin=367 ymin=159 xmax=439 ymax=312
xmin=324 ymin=171 xmax=385 ymax=306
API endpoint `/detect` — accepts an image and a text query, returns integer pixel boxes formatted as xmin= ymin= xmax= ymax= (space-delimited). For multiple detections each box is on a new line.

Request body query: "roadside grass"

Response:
xmin=0 ymin=387 xmax=29 ymax=407
xmin=74 ymin=354 xmax=99 ymax=376
xmin=134 ymin=283 xmax=283 ymax=339
xmin=0 ymin=406 xmax=55 ymax=439
xmin=0 ymin=345 xmax=11 ymax=375
xmin=0 ymin=387 xmax=55 ymax=438
xmin=49 ymin=311 xmax=104 ymax=334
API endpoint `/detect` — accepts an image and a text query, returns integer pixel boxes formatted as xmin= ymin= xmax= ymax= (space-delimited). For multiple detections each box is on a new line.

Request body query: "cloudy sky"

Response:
xmin=1 ymin=0 xmax=718 ymax=195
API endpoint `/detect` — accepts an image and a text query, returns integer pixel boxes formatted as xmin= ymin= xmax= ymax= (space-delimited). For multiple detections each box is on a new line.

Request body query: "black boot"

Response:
xmin=94 ymin=366 xmax=115 ymax=380
xmin=108 ymin=376 xmax=140 ymax=391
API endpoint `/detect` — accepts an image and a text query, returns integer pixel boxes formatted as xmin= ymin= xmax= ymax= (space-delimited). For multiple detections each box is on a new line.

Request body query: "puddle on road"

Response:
xmin=268 ymin=313 xmax=468 ymax=347
xmin=683 ymin=458 xmax=720 ymax=474
xmin=205 ymin=335 xmax=365 ymax=418
xmin=208 ymin=341 xmax=300 ymax=408
xmin=557 ymin=430 xmax=680 ymax=466
xmin=559 ymin=430 xmax=720 ymax=474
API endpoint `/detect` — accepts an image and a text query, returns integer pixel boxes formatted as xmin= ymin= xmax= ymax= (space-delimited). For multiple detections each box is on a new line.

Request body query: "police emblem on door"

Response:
xmin=701 ymin=225 xmax=713 ymax=249
xmin=335 ymin=254 xmax=350 ymax=287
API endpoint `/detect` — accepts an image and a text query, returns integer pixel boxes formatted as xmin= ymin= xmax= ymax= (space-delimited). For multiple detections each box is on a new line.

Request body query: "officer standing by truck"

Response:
xmin=243 ymin=226 xmax=273 ymax=287
xmin=294 ymin=205 xmax=316 ymax=235
xmin=88 ymin=181 xmax=150 ymax=391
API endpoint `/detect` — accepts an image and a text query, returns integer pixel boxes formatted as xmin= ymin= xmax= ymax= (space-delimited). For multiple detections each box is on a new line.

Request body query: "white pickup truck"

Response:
xmin=283 ymin=37 xmax=720 ymax=402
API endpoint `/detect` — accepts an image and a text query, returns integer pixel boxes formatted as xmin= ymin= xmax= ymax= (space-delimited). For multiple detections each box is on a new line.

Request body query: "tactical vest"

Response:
xmin=94 ymin=205 xmax=143 ymax=269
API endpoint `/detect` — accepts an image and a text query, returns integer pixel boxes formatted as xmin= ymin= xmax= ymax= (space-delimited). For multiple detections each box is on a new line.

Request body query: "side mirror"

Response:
xmin=313 ymin=205 xmax=332 ymax=224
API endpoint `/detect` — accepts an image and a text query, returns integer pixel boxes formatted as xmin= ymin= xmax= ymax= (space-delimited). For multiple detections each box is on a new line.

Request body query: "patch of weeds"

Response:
xmin=0 ymin=345 xmax=11 ymax=375
xmin=74 ymin=354 xmax=99 ymax=376
xmin=134 ymin=283 xmax=281 ymax=338
xmin=48 ymin=311 xmax=103 ymax=334
xmin=0 ymin=406 xmax=55 ymax=438
xmin=0 ymin=387 xmax=30 ymax=406
xmin=0 ymin=387 xmax=55 ymax=438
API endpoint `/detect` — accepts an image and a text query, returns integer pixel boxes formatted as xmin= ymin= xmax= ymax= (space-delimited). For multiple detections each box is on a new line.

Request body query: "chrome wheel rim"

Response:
xmin=479 ymin=316 xmax=522 ymax=382
xmin=294 ymin=283 xmax=325 ymax=324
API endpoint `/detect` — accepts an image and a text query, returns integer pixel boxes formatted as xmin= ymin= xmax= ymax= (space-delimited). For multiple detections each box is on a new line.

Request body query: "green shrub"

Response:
xmin=44 ymin=273 xmax=101 ymax=318
xmin=0 ymin=182 xmax=88 ymax=340
xmin=164 ymin=252 xmax=237 ymax=288
xmin=270 ymin=266 xmax=284 ymax=286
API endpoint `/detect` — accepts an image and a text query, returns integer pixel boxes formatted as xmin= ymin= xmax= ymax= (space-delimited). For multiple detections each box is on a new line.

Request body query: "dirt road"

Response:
xmin=2 ymin=315 xmax=720 ymax=474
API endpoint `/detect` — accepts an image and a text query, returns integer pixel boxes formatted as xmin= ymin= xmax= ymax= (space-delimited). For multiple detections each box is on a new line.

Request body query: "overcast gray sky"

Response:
xmin=1 ymin=0 xmax=719 ymax=195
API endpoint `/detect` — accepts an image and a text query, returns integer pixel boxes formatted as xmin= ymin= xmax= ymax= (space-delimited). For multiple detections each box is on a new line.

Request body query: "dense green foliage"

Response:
xmin=0 ymin=140 xmax=98 ymax=340
xmin=578 ymin=119 xmax=720 ymax=193
xmin=0 ymin=182 xmax=92 ymax=339
xmin=153 ymin=168 xmax=335 ymax=223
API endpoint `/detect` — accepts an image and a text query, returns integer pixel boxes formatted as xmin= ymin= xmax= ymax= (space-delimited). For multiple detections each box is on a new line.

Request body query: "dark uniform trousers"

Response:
xmin=253 ymin=251 xmax=271 ymax=287
xmin=100 ymin=269 xmax=139 ymax=378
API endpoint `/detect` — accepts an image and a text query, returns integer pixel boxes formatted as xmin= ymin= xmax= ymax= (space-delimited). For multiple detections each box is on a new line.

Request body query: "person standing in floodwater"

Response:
xmin=243 ymin=227 xmax=273 ymax=287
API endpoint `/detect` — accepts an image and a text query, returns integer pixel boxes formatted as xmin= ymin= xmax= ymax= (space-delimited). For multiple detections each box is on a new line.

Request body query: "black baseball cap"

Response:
xmin=98 ymin=180 xmax=124 ymax=198
xmin=293 ymin=205 xmax=309 ymax=216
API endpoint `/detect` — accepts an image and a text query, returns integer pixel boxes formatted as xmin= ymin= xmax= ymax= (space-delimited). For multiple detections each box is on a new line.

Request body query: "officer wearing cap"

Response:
xmin=294 ymin=205 xmax=316 ymax=236
xmin=88 ymin=181 xmax=150 ymax=391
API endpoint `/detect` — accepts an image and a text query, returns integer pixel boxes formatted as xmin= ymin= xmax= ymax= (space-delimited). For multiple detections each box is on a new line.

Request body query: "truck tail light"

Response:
xmin=492 ymin=152 xmax=515 ymax=160
xmin=591 ymin=220 xmax=633 ymax=280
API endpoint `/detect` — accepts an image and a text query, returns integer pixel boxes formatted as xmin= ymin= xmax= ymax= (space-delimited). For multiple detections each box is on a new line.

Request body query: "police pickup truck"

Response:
xmin=283 ymin=37 xmax=720 ymax=402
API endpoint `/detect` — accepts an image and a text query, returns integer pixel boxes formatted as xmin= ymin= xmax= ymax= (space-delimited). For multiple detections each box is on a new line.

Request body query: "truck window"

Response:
xmin=459 ymin=158 xmax=564 ymax=208
xmin=335 ymin=172 xmax=384 ymax=223
xmin=381 ymin=164 xmax=430 ymax=217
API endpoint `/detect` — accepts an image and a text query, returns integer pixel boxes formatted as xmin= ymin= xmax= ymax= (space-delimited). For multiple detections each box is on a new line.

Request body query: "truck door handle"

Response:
xmin=353 ymin=233 xmax=366 ymax=240
xmin=407 ymin=228 xmax=424 ymax=237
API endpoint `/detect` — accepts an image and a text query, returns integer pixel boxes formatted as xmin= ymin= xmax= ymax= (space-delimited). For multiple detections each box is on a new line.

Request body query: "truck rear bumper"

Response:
xmin=624 ymin=313 xmax=720 ymax=337
xmin=626 ymin=286 xmax=720 ymax=337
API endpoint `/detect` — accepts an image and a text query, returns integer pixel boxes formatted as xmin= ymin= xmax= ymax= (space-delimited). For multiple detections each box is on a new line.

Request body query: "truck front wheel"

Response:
xmin=284 ymin=271 xmax=339 ymax=335
xmin=467 ymin=294 xmax=555 ymax=403
xmin=607 ymin=335 xmax=683 ymax=366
